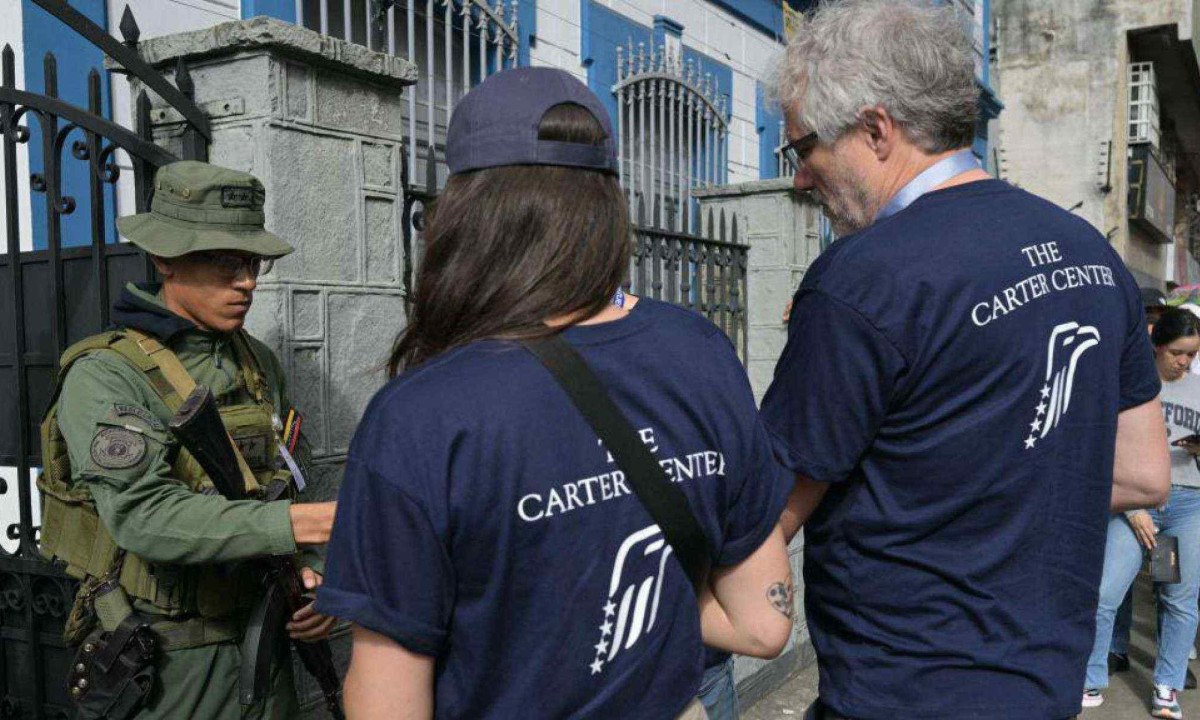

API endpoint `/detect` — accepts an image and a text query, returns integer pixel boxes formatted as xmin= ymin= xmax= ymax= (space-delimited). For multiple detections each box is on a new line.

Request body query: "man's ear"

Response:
xmin=150 ymin=254 xmax=174 ymax=278
xmin=858 ymin=105 xmax=897 ymax=162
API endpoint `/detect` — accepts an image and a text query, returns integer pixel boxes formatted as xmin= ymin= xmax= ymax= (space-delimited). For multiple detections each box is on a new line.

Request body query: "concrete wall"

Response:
xmin=992 ymin=0 xmax=1192 ymax=287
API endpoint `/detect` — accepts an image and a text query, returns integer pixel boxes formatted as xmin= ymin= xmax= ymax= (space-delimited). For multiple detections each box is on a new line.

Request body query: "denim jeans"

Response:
xmin=1085 ymin=487 xmax=1200 ymax=690
xmin=1110 ymin=587 xmax=1133 ymax=656
xmin=698 ymin=657 xmax=738 ymax=720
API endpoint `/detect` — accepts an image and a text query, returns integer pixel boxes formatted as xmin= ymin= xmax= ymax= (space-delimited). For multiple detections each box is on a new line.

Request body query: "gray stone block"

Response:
xmin=244 ymin=287 xmax=286 ymax=355
xmin=292 ymin=346 xmax=327 ymax=456
xmin=315 ymin=72 xmax=407 ymax=137
xmin=325 ymin=292 xmax=403 ymax=454
xmin=285 ymin=62 xmax=310 ymax=121
xmin=292 ymin=289 xmax=324 ymax=341
xmin=745 ymin=233 xmax=785 ymax=269
xmin=361 ymin=143 xmax=397 ymax=192
xmin=210 ymin=123 xmax=257 ymax=173
xmin=749 ymin=325 xmax=787 ymax=362
xmin=264 ymin=131 xmax=359 ymax=284
xmin=364 ymin=198 xmax=399 ymax=285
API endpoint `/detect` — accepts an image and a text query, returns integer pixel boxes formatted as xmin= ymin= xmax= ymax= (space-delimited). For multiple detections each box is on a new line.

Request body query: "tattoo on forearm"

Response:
xmin=767 ymin=581 xmax=794 ymax=619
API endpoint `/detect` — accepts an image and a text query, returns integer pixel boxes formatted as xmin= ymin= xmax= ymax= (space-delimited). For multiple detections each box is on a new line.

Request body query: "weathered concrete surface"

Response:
xmin=993 ymin=0 xmax=1197 ymax=287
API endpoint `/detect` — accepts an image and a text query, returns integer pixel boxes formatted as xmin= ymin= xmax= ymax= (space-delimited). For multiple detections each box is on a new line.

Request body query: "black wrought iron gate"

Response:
xmin=0 ymin=2 xmax=209 ymax=717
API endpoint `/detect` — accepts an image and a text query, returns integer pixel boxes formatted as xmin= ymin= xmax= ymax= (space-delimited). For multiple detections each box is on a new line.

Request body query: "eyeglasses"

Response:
xmin=193 ymin=251 xmax=273 ymax=279
xmin=780 ymin=131 xmax=819 ymax=174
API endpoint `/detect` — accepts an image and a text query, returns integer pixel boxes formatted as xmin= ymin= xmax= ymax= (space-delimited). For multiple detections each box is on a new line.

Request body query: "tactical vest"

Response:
xmin=37 ymin=327 xmax=291 ymax=636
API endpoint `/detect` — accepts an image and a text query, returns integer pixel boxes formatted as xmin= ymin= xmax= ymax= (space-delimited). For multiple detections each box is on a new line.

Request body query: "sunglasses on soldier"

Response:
xmin=192 ymin=251 xmax=274 ymax=279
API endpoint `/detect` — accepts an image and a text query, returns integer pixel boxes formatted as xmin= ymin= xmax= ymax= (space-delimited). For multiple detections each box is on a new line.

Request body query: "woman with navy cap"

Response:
xmin=314 ymin=67 xmax=793 ymax=719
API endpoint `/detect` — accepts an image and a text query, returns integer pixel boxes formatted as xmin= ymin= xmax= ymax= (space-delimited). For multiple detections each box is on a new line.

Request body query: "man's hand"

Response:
xmin=290 ymin=502 xmax=337 ymax=545
xmin=287 ymin=567 xmax=337 ymax=642
xmin=1128 ymin=510 xmax=1158 ymax=550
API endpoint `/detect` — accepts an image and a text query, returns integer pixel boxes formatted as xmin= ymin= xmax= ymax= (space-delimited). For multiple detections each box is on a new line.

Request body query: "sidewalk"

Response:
xmin=743 ymin=576 xmax=1200 ymax=719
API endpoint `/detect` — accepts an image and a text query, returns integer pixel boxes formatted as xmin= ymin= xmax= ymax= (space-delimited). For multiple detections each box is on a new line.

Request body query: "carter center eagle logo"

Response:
xmin=588 ymin=525 xmax=673 ymax=676
xmin=1024 ymin=321 xmax=1100 ymax=450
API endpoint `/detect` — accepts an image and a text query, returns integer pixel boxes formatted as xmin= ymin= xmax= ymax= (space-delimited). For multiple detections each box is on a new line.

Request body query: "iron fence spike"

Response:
xmin=174 ymin=57 xmax=194 ymax=97
xmin=119 ymin=5 xmax=140 ymax=48
xmin=43 ymin=52 xmax=58 ymax=98
xmin=425 ymin=144 xmax=437 ymax=193
xmin=2 ymin=45 xmax=13 ymax=87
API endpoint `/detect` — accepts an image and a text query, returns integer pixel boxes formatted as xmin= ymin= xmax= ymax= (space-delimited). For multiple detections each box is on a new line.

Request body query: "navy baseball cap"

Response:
xmin=445 ymin=67 xmax=618 ymax=176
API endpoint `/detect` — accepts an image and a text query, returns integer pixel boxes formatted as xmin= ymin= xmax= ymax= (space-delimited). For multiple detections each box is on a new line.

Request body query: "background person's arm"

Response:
xmin=344 ymin=625 xmax=434 ymax=720
xmin=1111 ymin=397 xmax=1170 ymax=511
xmin=699 ymin=525 xmax=793 ymax=658
xmin=779 ymin=475 xmax=829 ymax=544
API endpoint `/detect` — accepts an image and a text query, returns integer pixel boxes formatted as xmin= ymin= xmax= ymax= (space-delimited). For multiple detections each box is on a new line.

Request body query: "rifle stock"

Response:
xmin=169 ymin=386 xmax=345 ymax=720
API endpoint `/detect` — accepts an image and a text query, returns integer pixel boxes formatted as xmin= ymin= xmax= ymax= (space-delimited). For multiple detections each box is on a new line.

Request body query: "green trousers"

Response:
xmin=137 ymin=640 xmax=298 ymax=720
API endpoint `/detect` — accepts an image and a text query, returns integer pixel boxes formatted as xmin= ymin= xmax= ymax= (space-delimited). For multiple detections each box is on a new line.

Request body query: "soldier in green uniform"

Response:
xmin=37 ymin=161 xmax=338 ymax=719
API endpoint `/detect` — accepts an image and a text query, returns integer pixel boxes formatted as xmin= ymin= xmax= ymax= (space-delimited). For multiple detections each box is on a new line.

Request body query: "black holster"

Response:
xmin=68 ymin=614 xmax=158 ymax=720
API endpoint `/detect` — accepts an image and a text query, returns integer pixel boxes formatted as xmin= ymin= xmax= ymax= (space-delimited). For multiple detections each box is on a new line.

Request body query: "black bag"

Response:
xmin=520 ymin=334 xmax=711 ymax=590
xmin=1151 ymin=534 xmax=1182 ymax=584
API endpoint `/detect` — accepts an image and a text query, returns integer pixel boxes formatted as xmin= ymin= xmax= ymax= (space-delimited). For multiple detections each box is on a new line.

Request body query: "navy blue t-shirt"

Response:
xmin=316 ymin=298 xmax=790 ymax=719
xmin=760 ymin=179 xmax=1160 ymax=720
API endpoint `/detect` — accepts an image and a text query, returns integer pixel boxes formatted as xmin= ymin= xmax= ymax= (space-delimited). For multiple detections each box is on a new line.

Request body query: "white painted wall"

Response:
xmin=0 ymin=0 xmax=33 ymax=253
xmin=533 ymin=0 xmax=786 ymax=184
xmin=107 ymin=0 xmax=241 ymax=225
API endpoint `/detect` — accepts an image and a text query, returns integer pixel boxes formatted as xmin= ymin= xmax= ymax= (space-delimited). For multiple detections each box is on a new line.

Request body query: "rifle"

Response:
xmin=169 ymin=386 xmax=345 ymax=720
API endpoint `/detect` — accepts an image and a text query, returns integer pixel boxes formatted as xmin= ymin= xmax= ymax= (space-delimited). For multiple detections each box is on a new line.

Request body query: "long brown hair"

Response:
xmin=387 ymin=103 xmax=631 ymax=376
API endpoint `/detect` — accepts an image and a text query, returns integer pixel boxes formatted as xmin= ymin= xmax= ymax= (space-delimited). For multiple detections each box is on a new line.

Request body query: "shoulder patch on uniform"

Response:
xmin=112 ymin=404 xmax=165 ymax=432
xmin=90 ymin=427 xmax=147 ymax=470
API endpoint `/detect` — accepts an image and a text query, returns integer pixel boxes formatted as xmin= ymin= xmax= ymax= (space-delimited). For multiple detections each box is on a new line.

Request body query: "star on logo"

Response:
xmin=594 ymin=639 xmax=609 ymax=655
xmin=1030 ymin=418 xmax=1042 ymax=432
xmin=1040 ymin=384 xmax=1050 ymax=399
xmin=590 ymin=658 xmax=604 ymax=675
xmin=603 ymin=601 xmax=616 ymax=617
xmin=1024 ymin=436 xmax=1036 ymax=450
xmin=600 ymin=620 xmax=613 ymax=636
xmin=1036 ymin=402 xmax=1047 ymax=416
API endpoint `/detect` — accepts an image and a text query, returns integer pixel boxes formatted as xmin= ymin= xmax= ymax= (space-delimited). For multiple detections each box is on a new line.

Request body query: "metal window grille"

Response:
xmin=613 ymin=42 xmax=728 ymax=233
xmin=775 ymin=119 xmax=793 ymax=179
xmin=295 ymin=0 xmax=520 ymax=193
xmin=1128 ymin=62 xmax=1160 ymax=148
xmin=949 ymin=0 xmax=985 ymax=81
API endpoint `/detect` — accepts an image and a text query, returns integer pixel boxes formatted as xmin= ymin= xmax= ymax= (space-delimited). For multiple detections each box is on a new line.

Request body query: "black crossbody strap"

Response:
xmin=520 ymin=334 xmax=711 ymax=590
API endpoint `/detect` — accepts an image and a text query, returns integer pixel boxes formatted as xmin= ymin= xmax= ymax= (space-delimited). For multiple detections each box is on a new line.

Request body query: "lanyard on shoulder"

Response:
xmin=875 ymin=149 xmax=980 ymax=222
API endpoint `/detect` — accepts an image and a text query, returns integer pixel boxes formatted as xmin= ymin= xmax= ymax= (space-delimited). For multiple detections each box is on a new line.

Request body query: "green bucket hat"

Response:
xmin=116 ymin=161 xmax=293 ymax=259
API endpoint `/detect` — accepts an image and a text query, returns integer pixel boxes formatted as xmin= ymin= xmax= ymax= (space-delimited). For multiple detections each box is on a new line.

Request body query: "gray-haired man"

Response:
xmin=760 ymin=1 xmax=1170 ymax=718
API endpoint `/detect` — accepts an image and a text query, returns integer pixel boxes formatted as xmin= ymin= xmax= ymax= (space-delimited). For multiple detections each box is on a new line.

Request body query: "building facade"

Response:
xmin=993 ymin=0 xmax=1200 ymax=289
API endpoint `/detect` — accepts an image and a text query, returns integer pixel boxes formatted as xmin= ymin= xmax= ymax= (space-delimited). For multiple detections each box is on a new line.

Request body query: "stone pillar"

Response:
xmin=121 ymin=18 xmax=417 ymax=717
xmin=694 ymin=179 xmax=825 ymax=401
xmin=694 ymin=178 xmax=824 ymax=707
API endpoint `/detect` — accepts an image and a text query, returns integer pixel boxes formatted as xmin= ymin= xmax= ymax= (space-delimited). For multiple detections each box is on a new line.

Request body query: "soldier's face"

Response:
xmin=154 ymin=252 xmax=260 ymax=333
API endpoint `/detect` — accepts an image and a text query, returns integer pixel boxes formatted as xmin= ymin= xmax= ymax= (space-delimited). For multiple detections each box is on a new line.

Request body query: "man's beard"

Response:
xmin=812 ymin=161 xmax=875 ymax=238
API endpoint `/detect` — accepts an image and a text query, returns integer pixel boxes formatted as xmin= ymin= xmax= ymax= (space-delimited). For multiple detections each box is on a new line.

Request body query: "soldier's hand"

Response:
xmin=288 ymin=568 xmax=336 ymax=642
xmin=289 ymin=501 xmax=337 ymax=545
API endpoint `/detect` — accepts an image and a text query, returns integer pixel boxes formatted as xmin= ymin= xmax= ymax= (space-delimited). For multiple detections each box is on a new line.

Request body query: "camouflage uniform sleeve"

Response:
xmin=57 ymin=351 xmax=298 ymax=565
xmin=253 ymin=338 xmax=324 ymax=575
